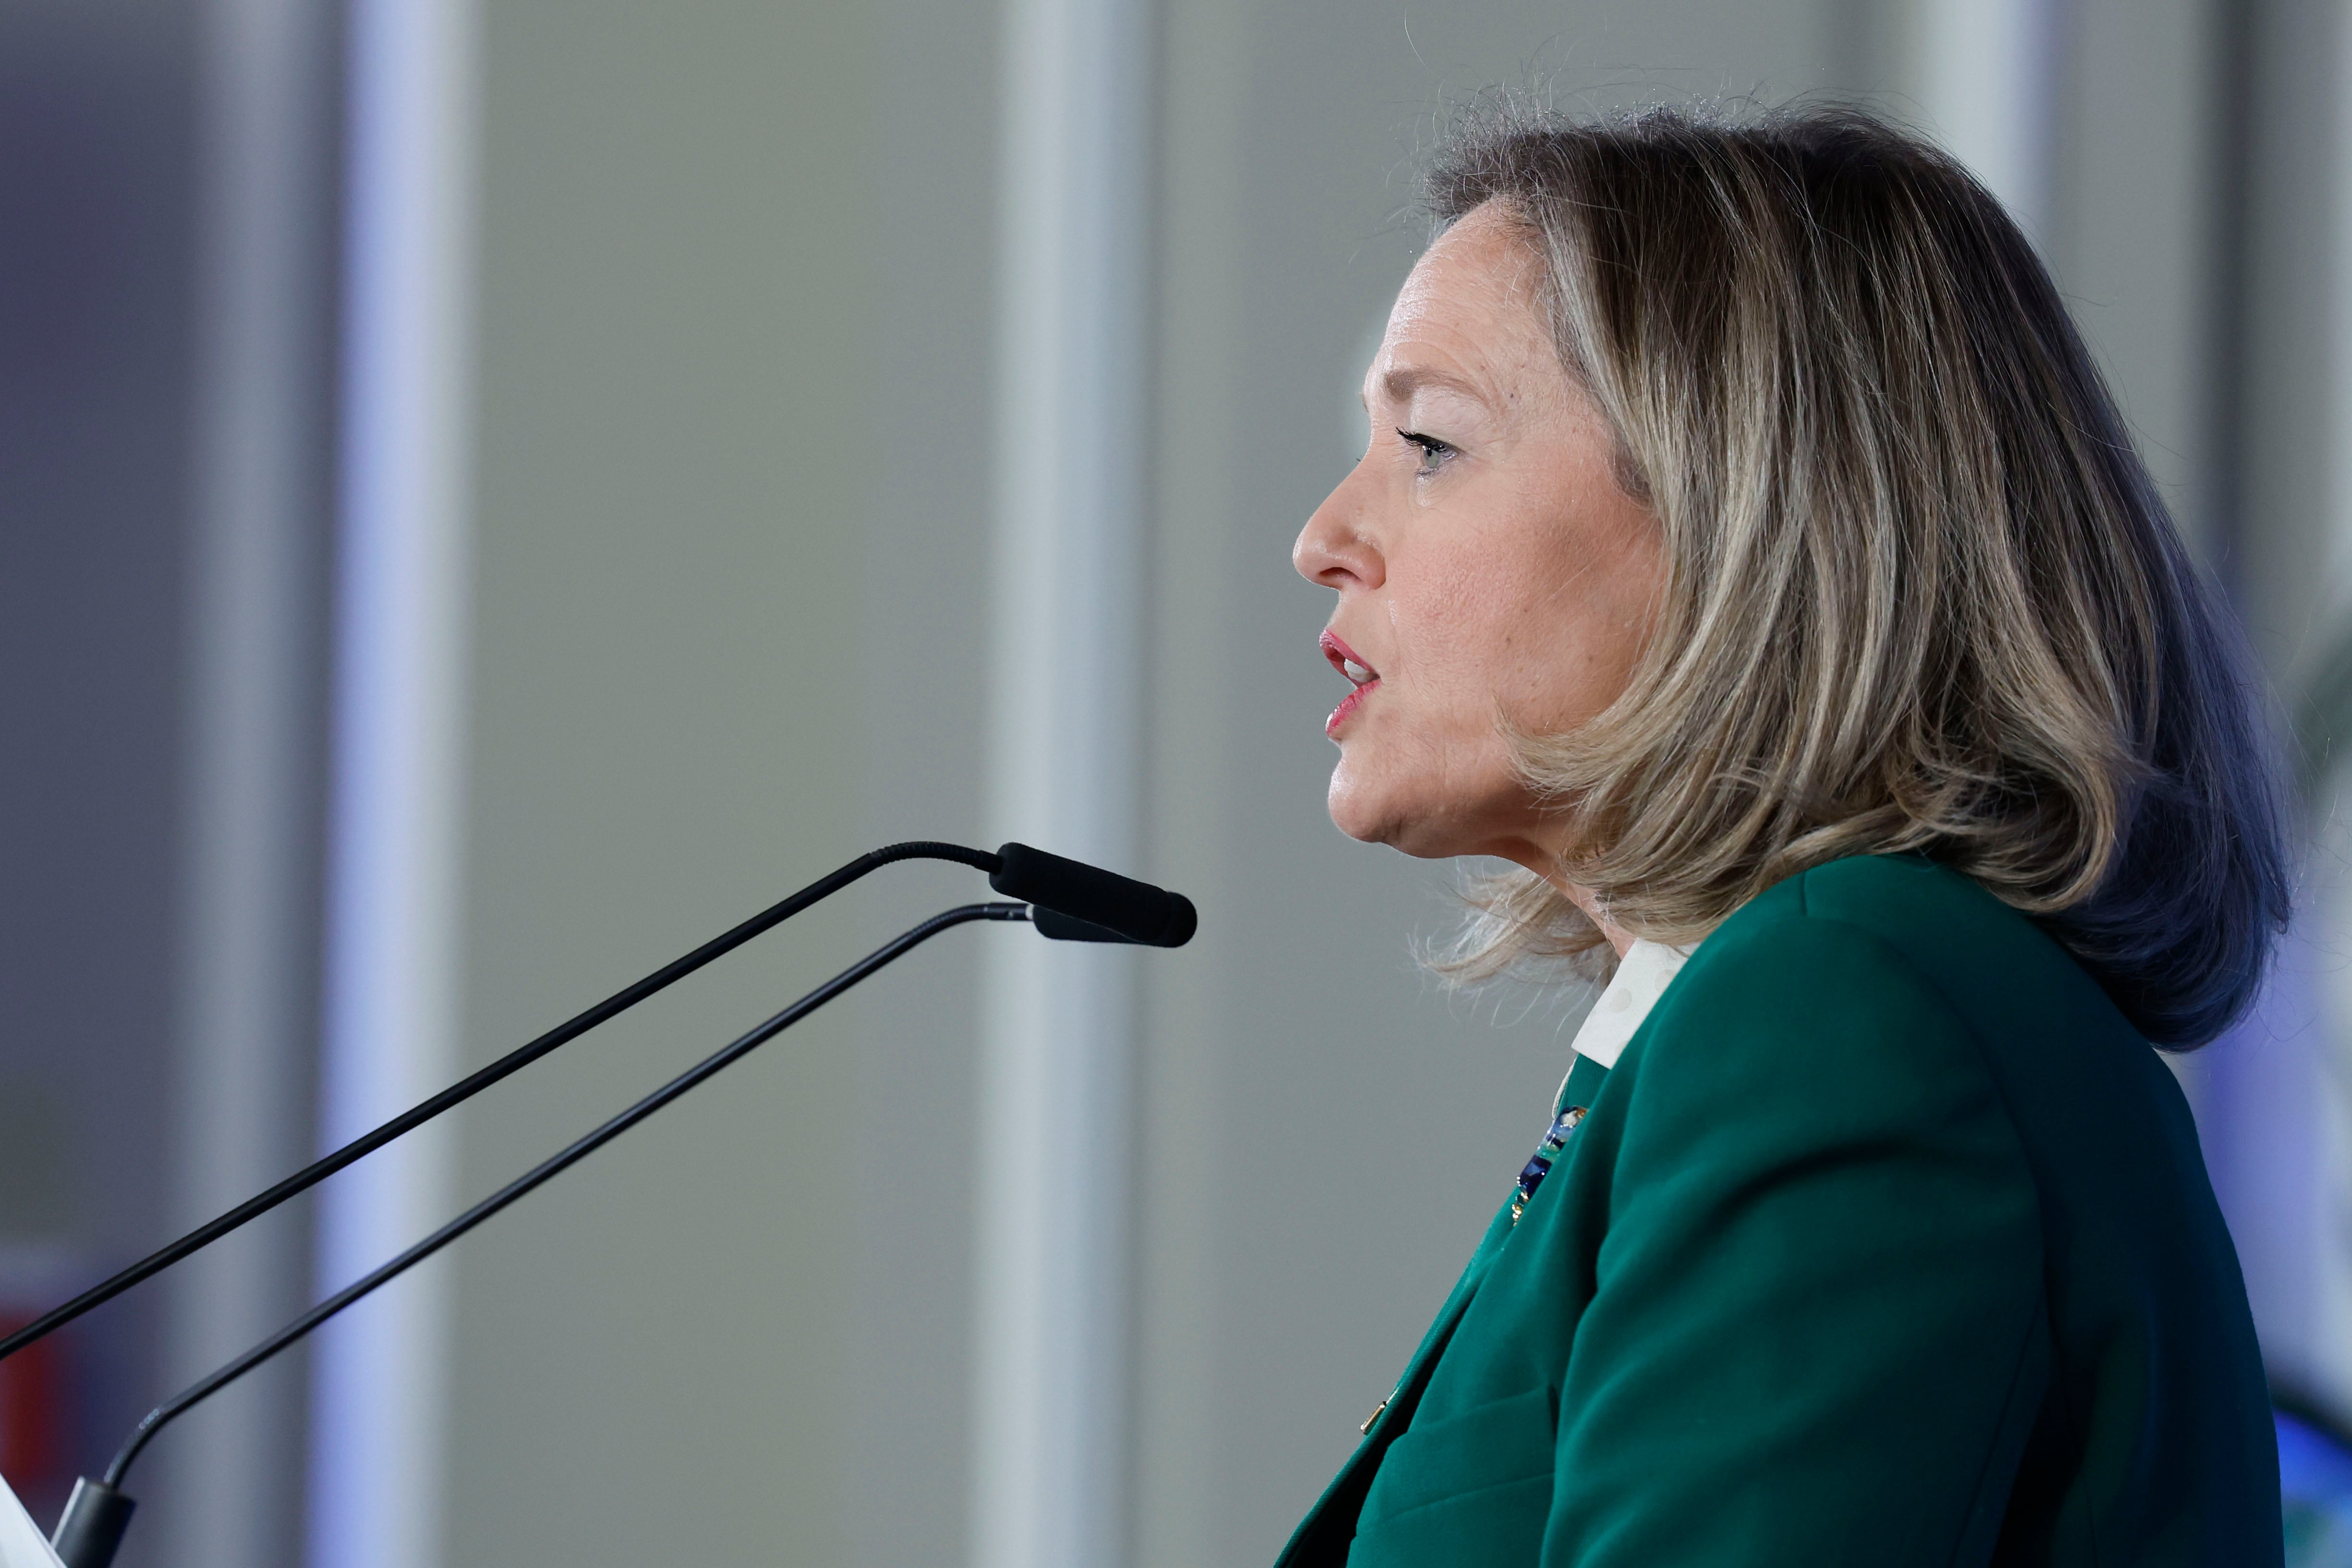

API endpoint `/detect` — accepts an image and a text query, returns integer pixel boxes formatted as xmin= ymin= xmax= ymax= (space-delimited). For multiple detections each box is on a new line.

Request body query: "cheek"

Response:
xmin=1396 ymin=524 xmax=1649 ymax=735
xmin=1390 ymin=541 xmax=1552 ymax=720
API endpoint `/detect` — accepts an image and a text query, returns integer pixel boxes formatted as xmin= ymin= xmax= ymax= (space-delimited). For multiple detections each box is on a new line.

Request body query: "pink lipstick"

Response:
xmin=1320 ymin=631 xmax=1381 ymax=736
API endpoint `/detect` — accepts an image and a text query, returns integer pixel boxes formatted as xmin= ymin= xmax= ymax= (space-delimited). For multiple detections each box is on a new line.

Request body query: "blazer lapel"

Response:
xmin=1271 ymin=1201 xmax=1515 ymax=1568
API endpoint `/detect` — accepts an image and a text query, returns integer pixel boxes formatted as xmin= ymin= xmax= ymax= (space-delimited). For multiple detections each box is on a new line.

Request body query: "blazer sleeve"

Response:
xmin=1543 ymin=908 xmax=2049 ymax=1568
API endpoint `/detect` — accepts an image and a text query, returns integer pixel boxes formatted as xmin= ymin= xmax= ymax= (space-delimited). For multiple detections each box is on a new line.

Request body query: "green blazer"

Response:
xmin=1277 ymin=855 xmax=2279 ymax=1567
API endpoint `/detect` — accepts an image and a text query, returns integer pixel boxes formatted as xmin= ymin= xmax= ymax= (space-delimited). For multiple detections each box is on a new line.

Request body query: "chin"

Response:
xmin=1325 ymin=767 xmax=1400 ymax=846
xmin=1325 ymin=771 xmax=1473 ymax=860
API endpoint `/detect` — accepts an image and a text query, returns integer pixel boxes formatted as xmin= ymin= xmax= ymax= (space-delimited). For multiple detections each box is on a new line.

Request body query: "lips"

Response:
xmin=1320 ymin=631 xmax=1381 ymax=736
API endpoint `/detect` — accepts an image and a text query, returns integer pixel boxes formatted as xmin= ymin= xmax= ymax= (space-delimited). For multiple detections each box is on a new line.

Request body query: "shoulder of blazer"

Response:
xmin=1618 ymin=853 xmax=2134 ymax=1085
xmin=1580 ymin=851 xmax=2139 ymax=1252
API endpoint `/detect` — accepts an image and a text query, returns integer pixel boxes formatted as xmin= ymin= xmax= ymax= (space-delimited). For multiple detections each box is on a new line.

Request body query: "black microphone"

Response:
xmin=0 ymin=839 xmax=1188 ymax=1369
xmin=47 ymin=882 xmax=1194 ymax=1567
xmin=989 ymin=842 xmax=1197 ymax=947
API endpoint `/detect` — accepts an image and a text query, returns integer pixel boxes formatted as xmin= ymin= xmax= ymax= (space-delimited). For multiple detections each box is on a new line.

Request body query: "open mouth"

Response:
xmin=1320 ymin=631 xmax=1381 ymax=736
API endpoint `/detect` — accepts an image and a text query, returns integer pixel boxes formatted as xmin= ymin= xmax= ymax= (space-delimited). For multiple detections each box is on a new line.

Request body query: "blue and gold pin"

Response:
xmin=1510 ymin=1103 xmax=1588 ymax=1224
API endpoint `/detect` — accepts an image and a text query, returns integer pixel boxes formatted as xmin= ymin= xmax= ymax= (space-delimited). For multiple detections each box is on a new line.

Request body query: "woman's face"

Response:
xmin=1293 ymin=201 xmax=1664 ymax=873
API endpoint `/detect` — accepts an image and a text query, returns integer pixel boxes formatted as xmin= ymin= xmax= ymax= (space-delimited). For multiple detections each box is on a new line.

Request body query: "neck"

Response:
xmin=1493 ymin=841 xmax=1634 ymax=959
xmin=1564 ymin=883 xmax=1634 ymax=960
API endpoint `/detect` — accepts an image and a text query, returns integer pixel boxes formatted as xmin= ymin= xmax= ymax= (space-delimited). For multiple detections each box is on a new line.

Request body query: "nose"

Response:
xmin=1293 ymin=464 xmax=1385 ymax=592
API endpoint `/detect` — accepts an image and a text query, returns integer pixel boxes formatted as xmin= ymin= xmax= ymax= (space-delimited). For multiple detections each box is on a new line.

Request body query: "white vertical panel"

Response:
xmin=1916 ymin=0 xmax=2065 ymax=235
xmin=169 ymin=0 xmax=333 ymax=1561
xmin=973 ymin=0 xmax=1152 ymax=1563
xmin=308 ymin=1 xmax=478 ymax=1565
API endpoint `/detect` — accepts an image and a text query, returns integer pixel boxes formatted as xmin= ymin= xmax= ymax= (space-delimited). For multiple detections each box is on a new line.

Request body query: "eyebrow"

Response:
xmin=1371 ymin=362 xmax=1487 ymax=410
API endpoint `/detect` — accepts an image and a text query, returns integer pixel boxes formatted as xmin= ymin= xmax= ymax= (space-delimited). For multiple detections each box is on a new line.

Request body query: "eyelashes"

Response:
xmin=1397 ymin=428 xmax=1455 ymax=474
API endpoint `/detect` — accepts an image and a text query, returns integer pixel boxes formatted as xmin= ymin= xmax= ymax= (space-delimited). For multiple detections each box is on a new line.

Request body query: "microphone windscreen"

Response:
xmin=990 ymin=843 xmax=1198 ymax=947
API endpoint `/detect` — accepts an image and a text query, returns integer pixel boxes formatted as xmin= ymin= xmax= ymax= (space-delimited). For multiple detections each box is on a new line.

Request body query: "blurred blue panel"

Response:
xmin=2280 ymin=1408 xmax=2352 ymax=1567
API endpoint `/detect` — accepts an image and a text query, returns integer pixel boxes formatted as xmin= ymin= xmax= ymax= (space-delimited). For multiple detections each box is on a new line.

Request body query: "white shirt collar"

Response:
xmin=1567 ymin=938 xmax=1692 ymax=1070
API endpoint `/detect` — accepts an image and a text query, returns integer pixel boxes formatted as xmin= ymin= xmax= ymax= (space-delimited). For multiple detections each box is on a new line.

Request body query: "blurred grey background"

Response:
xmin=4 ymin=0 xmax=2350 ymax=1565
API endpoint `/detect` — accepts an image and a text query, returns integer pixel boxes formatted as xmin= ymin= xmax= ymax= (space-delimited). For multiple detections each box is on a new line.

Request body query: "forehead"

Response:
xmin=1377 ymin=202 xmax=1555 ymax=386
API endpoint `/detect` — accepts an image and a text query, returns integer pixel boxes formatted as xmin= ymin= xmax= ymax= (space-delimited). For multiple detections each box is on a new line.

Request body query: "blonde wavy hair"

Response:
xmin=1427 ymin=103 xmax=2289 ymax=1048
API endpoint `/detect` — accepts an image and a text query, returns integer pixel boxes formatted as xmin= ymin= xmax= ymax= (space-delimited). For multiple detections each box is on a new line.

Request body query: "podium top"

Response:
xmin=0 ymin=1478 xmax=61 ymax=1568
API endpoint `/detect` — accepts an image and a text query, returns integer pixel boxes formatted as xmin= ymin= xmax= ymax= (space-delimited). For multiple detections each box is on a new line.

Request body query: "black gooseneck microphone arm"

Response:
xmin=0 ymin=835 xmax=1205 ymax=1367
xmin=51 ymin=899 xmax=1045 ymax=1568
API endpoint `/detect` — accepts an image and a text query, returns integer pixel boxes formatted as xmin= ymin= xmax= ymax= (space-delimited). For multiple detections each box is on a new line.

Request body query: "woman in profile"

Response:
xmin=1283 ymin=104 xmax=2288 ymax=1567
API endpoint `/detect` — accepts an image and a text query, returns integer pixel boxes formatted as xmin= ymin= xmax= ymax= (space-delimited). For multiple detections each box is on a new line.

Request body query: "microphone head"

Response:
xmin=989 ymin=843 xmax=1197 ymax=947
xmin=1030 ymin=908 xmax=1127 ymax=943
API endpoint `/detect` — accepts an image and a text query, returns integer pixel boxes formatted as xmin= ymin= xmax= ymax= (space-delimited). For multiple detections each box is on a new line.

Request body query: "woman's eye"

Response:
xmin=1398 ymin=429 xmax=1454 ymax=475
